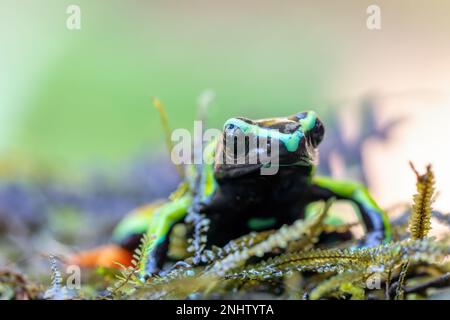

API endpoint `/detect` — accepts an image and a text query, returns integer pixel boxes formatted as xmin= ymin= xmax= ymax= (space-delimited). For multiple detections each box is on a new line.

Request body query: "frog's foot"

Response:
xmin=139 ymin=255 xmax=192 ymax=281
xmin=139 ymin=271 xmax=159 ymax=282
xmin=162 ymin=260 xmax=193 ymax=276
xmin=138 ymin=256 xmax=162 ymax=282
xmin=67 ymin=244 xmax=133 ymax=269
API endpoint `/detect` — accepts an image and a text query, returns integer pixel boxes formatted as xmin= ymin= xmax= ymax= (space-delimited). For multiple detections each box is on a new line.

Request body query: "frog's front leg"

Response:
xmin=309 ymin=176 xmax=391 ymax=246
xmin=139 ymin=195 xmax=191 ymax=278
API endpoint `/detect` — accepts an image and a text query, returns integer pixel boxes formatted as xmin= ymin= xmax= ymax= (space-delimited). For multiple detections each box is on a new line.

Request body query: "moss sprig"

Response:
xmin=227 ymin=238 xmax=450 ymax=281
xmin=409 ymin=162 xmax=435 ymax=240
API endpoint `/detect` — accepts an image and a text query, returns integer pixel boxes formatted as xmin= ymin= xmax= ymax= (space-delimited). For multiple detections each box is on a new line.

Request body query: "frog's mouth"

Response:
xmin=214 ymin=162 xmax=263 ymax=179
xmin=213 ymin=137 xmax=264 ymax=179
xmin=213 ymin=133 xmax=316 ymax=179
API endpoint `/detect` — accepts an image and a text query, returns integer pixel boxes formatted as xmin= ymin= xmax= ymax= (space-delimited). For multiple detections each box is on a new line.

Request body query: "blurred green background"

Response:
xmin=0 ymin=0 xmax=347 ymax=172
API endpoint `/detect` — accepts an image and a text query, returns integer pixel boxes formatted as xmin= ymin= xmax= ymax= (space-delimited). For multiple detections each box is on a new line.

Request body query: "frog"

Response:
xmin=69 ymin=111 xmax=391 ymax=277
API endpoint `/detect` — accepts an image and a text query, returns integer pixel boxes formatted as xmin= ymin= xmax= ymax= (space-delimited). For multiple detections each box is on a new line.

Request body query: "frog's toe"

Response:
xmin=139 ymin=260 xmax=162 ymax=281
xmin=139 ymin=269 xmax=160 ymax=282
xmin=139 ymin=274 xmax=150 ymax=283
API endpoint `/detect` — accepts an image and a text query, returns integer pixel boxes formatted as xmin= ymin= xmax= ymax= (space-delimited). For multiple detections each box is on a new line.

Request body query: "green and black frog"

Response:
xmin=72 ymin=111 xmax=391 ymax=277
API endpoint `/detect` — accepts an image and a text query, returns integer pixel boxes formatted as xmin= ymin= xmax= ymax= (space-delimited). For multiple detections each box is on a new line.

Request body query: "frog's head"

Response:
xmin=214 ymin=111 xmax=324 ymax=179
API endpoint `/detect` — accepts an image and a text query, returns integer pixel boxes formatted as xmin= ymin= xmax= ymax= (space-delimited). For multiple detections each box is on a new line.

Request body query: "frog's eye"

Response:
xmin=224 ymin=123 xmax=242 ymax=138
xmin=288 ymin=112 xmax=309 ymax=122
xmin=224 ymin=123 xmax=236 ymax=131
xmin=308 ymin=118 xmax=325 ymax=147
xmin=223 ymin=122 xmax=242 ymax=141
xmin=223 ymin=125 xmax=250 ymax=159
xmin=295 ymin=112 xmax=308 ymax=120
